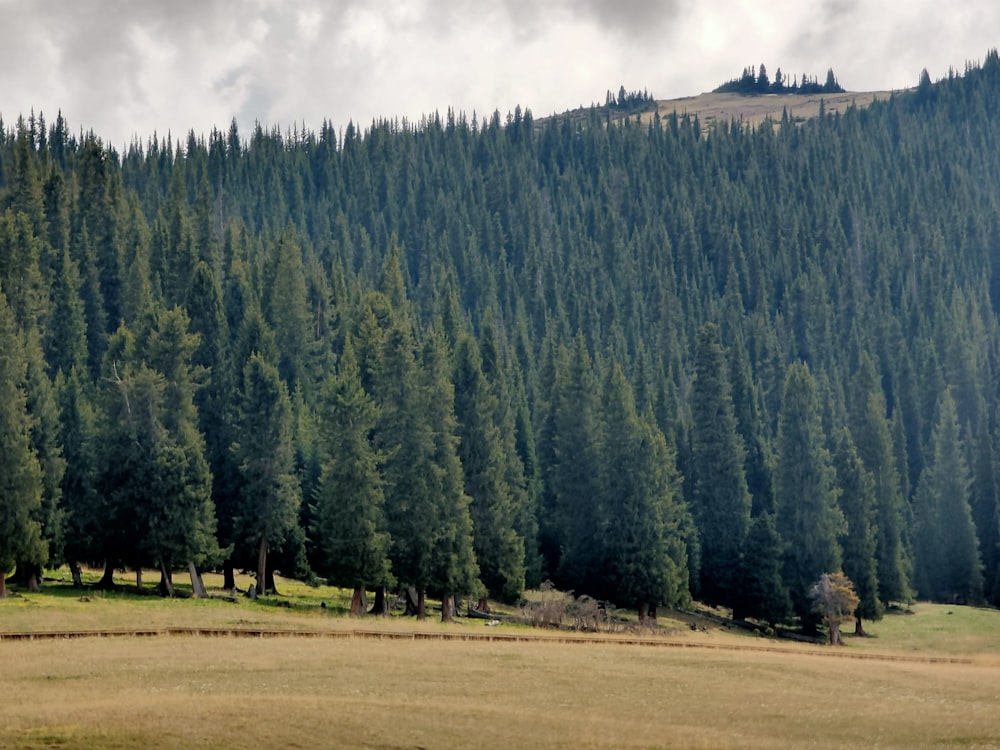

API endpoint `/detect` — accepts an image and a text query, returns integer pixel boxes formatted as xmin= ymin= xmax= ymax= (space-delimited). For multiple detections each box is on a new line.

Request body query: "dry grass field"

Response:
xmin=2 ymin=632 xmax=999 ymax=749
xmin=642 ymin=90 xmax=898 ymax=131
xmin=2 ymin=571 xmax=999 ymax=749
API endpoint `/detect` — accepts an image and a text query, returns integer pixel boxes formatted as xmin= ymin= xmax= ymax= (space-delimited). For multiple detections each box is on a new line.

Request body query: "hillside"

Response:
xmin=644 ymin=89 xmax=899 ymax=129
xmin=2 ymin=50 xmax=1000 ymax=635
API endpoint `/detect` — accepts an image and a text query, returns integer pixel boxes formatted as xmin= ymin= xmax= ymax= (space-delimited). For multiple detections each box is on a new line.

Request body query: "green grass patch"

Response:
xmin=848 ymin=602 xmax=1000 ymax=659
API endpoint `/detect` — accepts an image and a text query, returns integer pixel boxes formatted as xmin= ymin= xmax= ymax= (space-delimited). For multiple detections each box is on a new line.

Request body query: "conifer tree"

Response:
xmin=690 ymin=323 xmax=752 ymax=615
xmin=185 ymin=261 xmax=237 ymax=584
xmin=452 ymin=333 xmax=526 ymax=603
xmin=850 ymin=374 xmax=911 ymax=605
xmin=601 ymin=365 xmax=689 ymax=618
xmin=232 ymin=353 xmax=302 ymax=595
xmin=550 ymin=334 xmax=605 ymax=595
xmin=55 ymin=367 xmax=100 ymax=588
xmin=913 ymin=390 xmax=984 ymax=603
xmin=775 ymin=362 xmax=845 ymax=631
xmin=969 ymin=414 xmax=1000 ymax=604
xmin=97 ymin=311 xmax=223 ymax=595
xmin=45 ymin=248 xmax=89 ymax=378
xmin=0 ymin=287 xmax=46 ymax=597
xmin=832 ymin=428 xmax=882 ymax=634
xmin=313 ymin=337 xmax=392 ymax=615
xmin=19 ymin=326 xmax=66 ymax=590
xmin=372 ymin=316 xmax=436 ymax=617
xmin=480 ymin=311 xmax=540 ymax=590
xmin=264 ymin=226 xmax=316 ymax=398
xmin=739 ymin=512 xmax=792 ymax=627
xmin=421 ymin=327 xmax=479 ymax=620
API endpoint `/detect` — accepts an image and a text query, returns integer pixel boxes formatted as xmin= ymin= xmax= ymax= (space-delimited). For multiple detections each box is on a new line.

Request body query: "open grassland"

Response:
xmin=2 ymin=572 xmax=999 ymax=748
xmin=2 ymin=633 xmax=999 ymax=749
xmin=643 ymin=90 xmax=897 ymax=130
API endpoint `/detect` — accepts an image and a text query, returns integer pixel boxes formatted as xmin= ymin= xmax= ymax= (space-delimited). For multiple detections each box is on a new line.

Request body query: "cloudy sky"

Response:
xmin=1 ymin=0 xmax=997 ymax=148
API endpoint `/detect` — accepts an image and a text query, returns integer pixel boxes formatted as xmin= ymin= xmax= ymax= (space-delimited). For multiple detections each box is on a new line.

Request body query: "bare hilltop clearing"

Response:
xmin=645 ymin=89 xmax=901 ymax=129
xmin=545 ymin=88 xmax=904 ymax=132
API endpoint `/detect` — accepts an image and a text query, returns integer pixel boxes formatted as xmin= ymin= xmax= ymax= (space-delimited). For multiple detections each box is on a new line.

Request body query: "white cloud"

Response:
xmin=0 ymin=0 xmax=995 ymax=147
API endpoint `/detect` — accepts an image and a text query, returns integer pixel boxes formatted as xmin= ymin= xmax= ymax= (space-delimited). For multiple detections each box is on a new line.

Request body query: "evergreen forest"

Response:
xmin=3 ymin=51 xmax=1000 ymax=632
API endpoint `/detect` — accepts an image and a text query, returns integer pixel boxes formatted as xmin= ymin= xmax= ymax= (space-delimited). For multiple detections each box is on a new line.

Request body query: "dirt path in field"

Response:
xmin=0 ymin=626 xmax=975 ymax=665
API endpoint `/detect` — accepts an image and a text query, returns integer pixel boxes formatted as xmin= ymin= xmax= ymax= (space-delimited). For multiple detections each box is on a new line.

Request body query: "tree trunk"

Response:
xmin=637 ymin=601 xmax=649 ymax=626
xmin=26 ymin=566 xmax=41 ymax=593
xmin=829 ymin=621 xmax=843 ymax=646
xmin=854 ymin=614 xmax=868 ymax=637
xmin=136 ymin=567 xmax=143 ymax=591
xmin=441 ymin=594 xmax=454 ymax=622
xmin=257 ymin=537 xmax=268 ymax=597
xmin=0 ymin=572 xmax=7 ymax=598
xmin=223 ymin=560 xmax=236 ymax=592
xmin=369 ymin=587 xmax=387 ymax=616
xmin=69 ymin=561 xmax=83 ymax=589
xmin=417 ymin=589 xmax=427 ymax=621
xmin=650 ymin=604 xmax=658 ymax=624
xmin=158 ymin=563 xmax=174 ymax=598
xmin=188 ymin=561 xmax=208 ymax=598
xmin=350 ymin=586 xmax=366 ymax=616
xmin=403 ymin=587 xmax=419 ymax=616
xmin=266 ymin=567 xmax=280 ymax=596
xmin=95 ymin=559 xmax=116 ymax=590
xmin=475 ymin=596 xmax=491 ymax=614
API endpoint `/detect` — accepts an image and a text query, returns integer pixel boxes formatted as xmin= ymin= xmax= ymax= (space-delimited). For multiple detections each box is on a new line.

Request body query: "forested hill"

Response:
xmin=2 ymin=51 xmax=1000 ymax=629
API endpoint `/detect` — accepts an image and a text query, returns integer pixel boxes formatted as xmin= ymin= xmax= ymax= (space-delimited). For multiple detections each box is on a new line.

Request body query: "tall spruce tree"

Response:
xmin=421 ymin=326 xmax=479 ymax=620
xmin=232 ymin=353 xmax=302 ymax=595
xmin=372 ymin=316 xmax=439 ymax=618
xmin=849 ymin=357 xmax=911 ymax=605
xmin=913 ymin=390 xmax=984 ymax=603
xmin=832 ymin=427 xmax=882 ymax=634
xmin=313 ymin=336 xmax=392 ymax=615
xmin=55 ymin=367 xmax=100 ymax=588
xmin=600 ymin=365 xmax=689 ymax=619
xmin=550 ymin=334 xmax=605 ymax=595
xmin=775 ymin=362 xmax=845 ymax=631
xmin=690 ymin=323 xmax=752 ymax=615
xmin=452 ymin=333 xmax=526 ymax=603
xmin=739 ymin=512 xmax=792 ymax=627
xmin=0 ymin=287 xmax=46 ymax=597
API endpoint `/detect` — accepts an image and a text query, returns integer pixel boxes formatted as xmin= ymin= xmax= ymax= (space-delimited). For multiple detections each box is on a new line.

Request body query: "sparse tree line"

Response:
xmin=2 ymin=52 xmax=1000 ymax=635
xmin=713 ymin=63 xmax=845 ymax=96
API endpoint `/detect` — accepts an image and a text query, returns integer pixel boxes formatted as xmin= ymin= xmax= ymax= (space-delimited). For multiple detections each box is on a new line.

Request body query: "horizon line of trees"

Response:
xmin=2 ymin=50 xmax=1000 ymax=631
xmin=713 ymin=64 xmax=845 ymax=96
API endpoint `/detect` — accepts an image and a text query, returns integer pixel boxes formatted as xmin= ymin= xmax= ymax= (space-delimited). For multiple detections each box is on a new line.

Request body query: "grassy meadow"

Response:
xmin=1 ymin=570 xmax=999 ymax=749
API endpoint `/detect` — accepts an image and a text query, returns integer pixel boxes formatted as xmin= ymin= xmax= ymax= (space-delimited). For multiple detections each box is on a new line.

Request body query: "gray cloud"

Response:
xmin=0 ymin=0 xmax=995 ymax=147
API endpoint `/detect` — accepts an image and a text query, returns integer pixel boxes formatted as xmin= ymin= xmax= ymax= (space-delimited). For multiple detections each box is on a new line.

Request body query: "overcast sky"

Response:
xmin=1 ymin=0 xmax=997 ymax=149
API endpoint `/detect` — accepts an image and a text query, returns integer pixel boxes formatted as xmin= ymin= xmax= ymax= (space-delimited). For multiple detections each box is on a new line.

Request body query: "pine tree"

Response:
xmin=264 ymin=226 xmax=316 ymax=398
xmin=19 ymin=326 xmax=66 ymax=590
xmin=232 ymin=353 xmax=302 ymax=595
xmin=550 ymin=334 xmax=605 ymax=595
xmin=452 ymin=333 xmax=526 ymax=603
xmin=421 ymin=328 xmax=480 ymax=620
xmin=601 ymin=365 xmax=689 ymax=619
xmin=313 ymin=337 xmax=392 ymax=615
xmin=371 ymin=316 xmax=436 ymax=617
xmin=55 ymin=367 xmax=100 ymax=588
xmin=739 ymin=512 xmax=792 ymax=627
xmin=832 ymin=427 xmax=882 ymax=634
xmin=969 ymin=414 xmax=1000 ymax=604
xmin=850 ymin=378 xmax=911 ymax=605
xmin=775 ymin=362 xmax=845 ymax=631
xmin=689 ymin=323 xmax=752 ymax=614
xmin=0 ymin=287 xmax=46 ymax=597
xmin=913 ymin=390 xmax=984 ymax=603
